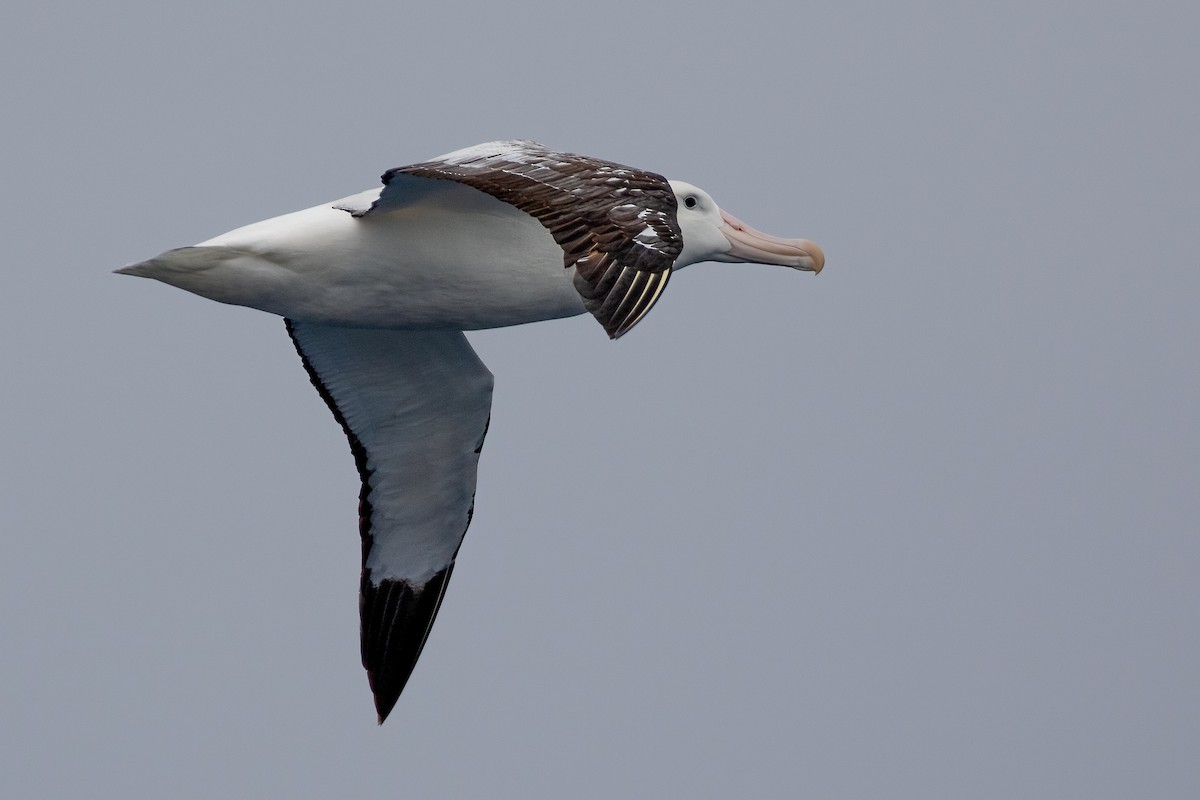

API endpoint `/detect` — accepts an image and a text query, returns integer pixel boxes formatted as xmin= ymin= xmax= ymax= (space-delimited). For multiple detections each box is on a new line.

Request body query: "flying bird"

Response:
xmin=118 ymin=140 xmax=824 ymax=722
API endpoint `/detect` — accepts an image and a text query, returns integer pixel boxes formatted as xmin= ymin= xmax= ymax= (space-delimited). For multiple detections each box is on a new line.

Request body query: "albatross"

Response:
xmin=118 ymin=140 xmax=825 ymax=722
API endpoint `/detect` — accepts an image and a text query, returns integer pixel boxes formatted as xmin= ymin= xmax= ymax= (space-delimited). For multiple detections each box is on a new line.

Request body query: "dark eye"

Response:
xmin=684 ymin=196 xmax=698 ymax=209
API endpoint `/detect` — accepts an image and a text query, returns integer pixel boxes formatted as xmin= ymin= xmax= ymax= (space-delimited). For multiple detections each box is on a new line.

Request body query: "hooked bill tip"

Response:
xmin=804 ymin=241 xmax=826 ymax=274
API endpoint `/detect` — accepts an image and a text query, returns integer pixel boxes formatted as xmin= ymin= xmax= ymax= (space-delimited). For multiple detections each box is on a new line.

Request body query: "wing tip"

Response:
xmin=373 ymin=687 xmax=400 ymax=725
xmin=360 ymin=567 xmax=456 ymax=725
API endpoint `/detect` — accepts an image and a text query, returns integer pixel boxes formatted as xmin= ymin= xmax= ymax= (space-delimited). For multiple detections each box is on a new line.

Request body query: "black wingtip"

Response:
xmin=361 ymin=566 xmax=456 ymax=724
xmin=375 ymin=699 xmax=395 ymax=726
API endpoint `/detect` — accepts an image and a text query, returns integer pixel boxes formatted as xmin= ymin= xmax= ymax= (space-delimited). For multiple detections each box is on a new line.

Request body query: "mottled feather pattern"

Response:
xmin=384 ymin=140 xmax=682 ymax=338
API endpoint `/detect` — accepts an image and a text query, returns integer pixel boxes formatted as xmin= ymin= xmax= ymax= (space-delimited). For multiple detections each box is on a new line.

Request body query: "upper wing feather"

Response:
xmin=366 ymin=140 xmax=683 ymax=338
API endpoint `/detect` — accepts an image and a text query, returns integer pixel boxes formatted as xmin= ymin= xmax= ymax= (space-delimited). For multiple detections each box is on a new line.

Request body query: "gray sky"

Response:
xmin=3 ymin=1 xmax=1198 ymax=797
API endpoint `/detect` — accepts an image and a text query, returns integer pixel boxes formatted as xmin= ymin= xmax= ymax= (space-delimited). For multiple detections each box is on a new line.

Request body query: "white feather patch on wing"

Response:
xmin=287 ymin=322 xmax=494 ymax=584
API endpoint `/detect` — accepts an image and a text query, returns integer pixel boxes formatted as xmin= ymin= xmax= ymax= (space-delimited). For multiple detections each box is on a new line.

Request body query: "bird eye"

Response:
xmin=684 ymin=196 xmax=698 ymax=209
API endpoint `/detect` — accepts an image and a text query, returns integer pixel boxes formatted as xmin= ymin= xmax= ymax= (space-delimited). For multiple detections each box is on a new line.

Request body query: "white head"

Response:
xmin=668 ymin=180 xmax=825 ymax=273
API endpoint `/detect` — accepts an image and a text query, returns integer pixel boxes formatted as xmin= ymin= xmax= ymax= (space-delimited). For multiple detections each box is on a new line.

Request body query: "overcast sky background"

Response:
xmin=3 ymin=1 xmax=1197 ymax=797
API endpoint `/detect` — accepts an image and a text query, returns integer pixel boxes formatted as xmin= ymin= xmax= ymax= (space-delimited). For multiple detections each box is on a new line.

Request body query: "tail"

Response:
xmin=115 ymin=246 xmax=233 ymax=280
xmin=115 ymin=246 xmax=284 ymax=311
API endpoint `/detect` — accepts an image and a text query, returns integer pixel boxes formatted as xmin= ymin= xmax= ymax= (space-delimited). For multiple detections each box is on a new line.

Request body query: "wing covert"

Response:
xmin=375 ymin=140 xmax=682 ymax=338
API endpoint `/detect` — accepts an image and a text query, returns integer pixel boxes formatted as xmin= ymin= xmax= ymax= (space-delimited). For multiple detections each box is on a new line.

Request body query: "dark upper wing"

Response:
xmin=286 ymin=320 xmax=494 ymax=723
xmin=368 ymin=140 xmax=683 ymax=338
